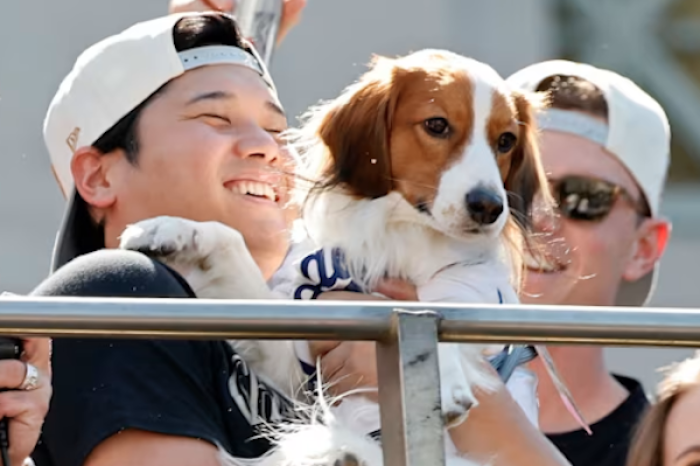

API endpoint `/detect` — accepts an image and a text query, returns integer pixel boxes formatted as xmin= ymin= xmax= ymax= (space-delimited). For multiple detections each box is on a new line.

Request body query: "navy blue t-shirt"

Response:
xmin=32 ymin=338 xmax=295 ymax=466
xmin=29 ymin=250 xmax=295 ymax=466
xmin=546 ymin=375 xmax=649 ymax=466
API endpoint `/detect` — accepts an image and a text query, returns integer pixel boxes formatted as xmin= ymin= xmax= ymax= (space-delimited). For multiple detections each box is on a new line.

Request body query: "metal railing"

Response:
xmin=4 ymin=296 xmax=700 ymax=466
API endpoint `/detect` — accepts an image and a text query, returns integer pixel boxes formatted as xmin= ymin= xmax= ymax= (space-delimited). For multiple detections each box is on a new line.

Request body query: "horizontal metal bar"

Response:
xmin=0 ymin=297 xmax=699 ymax=346
xmin=0 ymin=297 xmax=389 ymax=340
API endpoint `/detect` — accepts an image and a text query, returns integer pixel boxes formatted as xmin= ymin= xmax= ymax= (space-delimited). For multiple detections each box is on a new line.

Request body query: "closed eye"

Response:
xmin=199 ymin=113 xmax=231 ymax=124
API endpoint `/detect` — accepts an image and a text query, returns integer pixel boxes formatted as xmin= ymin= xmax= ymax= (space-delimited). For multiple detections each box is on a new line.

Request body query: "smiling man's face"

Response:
xmin=521 ymin=128 xmax=646 ymax=307
xmin=101 ymin=64 xmax=293 ymax=277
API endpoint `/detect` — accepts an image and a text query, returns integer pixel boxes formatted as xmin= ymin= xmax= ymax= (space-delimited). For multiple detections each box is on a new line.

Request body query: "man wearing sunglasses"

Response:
xmin=507 ymin=62 xmax=672 ymax=466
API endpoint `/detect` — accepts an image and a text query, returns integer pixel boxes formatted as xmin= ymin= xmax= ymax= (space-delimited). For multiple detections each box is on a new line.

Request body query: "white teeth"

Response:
xmin=262 ymin=184 xmax=276 ymax=200
xmin=229 ymin=181 xmax=276 ymax=201
xmin=524 ymin=253 xmax=558 ymax=272
xmin=523 ymin=254 xmax=540 ymax=268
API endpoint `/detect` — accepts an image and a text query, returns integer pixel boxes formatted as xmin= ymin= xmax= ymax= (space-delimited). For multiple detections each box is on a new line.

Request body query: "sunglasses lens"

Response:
xmin=555 ymin=177 xmax=617 ymax=221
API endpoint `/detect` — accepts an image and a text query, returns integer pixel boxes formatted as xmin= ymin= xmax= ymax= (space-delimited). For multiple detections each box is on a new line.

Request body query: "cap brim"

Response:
xmin=615 ymin=265 xmax=658 ymax=307
xmin=50 ymin=189 xmax=104 ymax=273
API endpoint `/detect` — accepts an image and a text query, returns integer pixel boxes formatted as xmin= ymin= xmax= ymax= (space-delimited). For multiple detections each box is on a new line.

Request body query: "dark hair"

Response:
xmin=92 ymin=13 xmax=250 ymax=163
xmin=535 ymin=74 xmax=609 ymax=119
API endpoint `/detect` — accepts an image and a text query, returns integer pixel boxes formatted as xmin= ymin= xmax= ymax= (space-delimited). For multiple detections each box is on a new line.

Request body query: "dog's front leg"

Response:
xmin=229 ymin=339 xmax=307 ymax=399
xmin=439 ymin=343 xmax=478 ymax=428
xmin=119 ymin=216 xmax=310 ymax=400
xmin=118 ymin=216 xmax=273 ymax=300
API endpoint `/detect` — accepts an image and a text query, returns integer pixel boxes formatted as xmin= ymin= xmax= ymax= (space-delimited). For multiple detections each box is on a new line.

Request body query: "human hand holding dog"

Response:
xmin=168 ymin=0 xmax=307 ymax=46
xmin=313 ymin=283 xmax=571 ymax=466
xmin=448 ymin=380 xmax=572 ymax=466
xmin=310 ymin=279 xmax=418 ymax=401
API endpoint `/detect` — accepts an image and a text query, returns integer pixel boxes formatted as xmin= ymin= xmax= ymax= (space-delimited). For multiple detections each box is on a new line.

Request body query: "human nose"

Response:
xmin=233 ymin=125 xmax=280 ymax=164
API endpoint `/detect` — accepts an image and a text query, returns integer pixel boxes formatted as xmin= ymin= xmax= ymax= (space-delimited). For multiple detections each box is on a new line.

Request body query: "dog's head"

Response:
xmin=296 ymin=49 xmax=550 ymax=242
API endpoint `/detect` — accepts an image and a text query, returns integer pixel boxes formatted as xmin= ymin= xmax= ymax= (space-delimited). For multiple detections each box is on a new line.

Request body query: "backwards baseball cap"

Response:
xmin=507 ymin=60 xmax=671 ymax=307
xmin=43 ymin=12 xmax=277 ymax=272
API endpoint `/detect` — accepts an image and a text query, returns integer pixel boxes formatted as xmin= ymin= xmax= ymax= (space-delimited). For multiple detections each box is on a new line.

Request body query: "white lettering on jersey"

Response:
xmin=227 ymin=353 xmax=293 ymax=426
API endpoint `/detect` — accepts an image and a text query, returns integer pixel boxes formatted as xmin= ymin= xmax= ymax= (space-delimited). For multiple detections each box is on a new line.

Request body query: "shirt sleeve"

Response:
xmin=38 ymin=337 xmax=233 ymax=466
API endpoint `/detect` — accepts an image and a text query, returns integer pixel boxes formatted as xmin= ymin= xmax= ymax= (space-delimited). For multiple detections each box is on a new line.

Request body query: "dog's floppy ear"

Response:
xmin=316 ymin=56 xmax=400 ymax=198
xmin=505 ymin=91 xmax=552 ymax=227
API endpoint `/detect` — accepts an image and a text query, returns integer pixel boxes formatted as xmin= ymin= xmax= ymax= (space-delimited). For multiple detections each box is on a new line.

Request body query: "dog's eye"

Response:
xmin=424 ymin=117 xmax=450 ymax=138
xmin=496 ymin=132 xmax=517 ymax=153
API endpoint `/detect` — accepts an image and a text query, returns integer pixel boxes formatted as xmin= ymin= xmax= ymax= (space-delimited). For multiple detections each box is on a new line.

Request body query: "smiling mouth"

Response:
xmin=523 ymin=251 xmax=566 ymax=274
xmin=226 ymin=180 xmax=280 ymax=203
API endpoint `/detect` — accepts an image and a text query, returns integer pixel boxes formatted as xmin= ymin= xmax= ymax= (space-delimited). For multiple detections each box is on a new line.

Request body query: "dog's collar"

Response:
xmin=491 ymin=345 xmax=537 ymax=380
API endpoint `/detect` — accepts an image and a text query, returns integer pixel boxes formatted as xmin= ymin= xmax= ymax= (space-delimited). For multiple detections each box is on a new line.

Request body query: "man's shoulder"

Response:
xmin=33 ymin=249 xmax=197 ymax=298
xmin=612 ymin=373 xmax=650 ymax=415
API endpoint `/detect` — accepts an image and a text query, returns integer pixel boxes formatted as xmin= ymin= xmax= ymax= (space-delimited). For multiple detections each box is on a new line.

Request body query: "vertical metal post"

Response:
xmin=376 ymin=309 xmax=446 ymax=466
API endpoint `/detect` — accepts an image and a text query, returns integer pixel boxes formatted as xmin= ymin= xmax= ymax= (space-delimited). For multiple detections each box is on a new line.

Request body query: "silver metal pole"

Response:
xmin=2 ymin=297 xmax=700 ymax=346
xmin=377 ymin=310 xmax=446 ymax=466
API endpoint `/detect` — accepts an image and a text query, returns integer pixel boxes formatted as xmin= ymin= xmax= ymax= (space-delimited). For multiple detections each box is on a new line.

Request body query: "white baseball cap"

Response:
xmin=43 ymin=12 xmax=277 ymax=272
xmin=507 ymin=60 xmax=671 ymax=307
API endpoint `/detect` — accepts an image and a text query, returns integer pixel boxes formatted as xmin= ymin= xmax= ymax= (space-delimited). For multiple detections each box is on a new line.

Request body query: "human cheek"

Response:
xmin=663 ymin=402 xmax=700 ymax=466
xmin=168 ymin=127 xmax=230 ymax=181
xmin=567 ymin=224 xmax=626 ymax=282
xmin=558 ymin=221 xmax=599 ymax=256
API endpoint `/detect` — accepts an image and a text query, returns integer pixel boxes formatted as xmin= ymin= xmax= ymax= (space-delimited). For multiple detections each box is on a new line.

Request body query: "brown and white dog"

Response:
xmin=118 ymin=49 xmax=551 ymax=466
xmin=283 ymin=48 xmax=547 ymax=288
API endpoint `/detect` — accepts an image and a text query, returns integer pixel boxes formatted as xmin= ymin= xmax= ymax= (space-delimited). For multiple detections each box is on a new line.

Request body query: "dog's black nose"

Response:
xmin=466 ymin=188 xmax=504 ymax=225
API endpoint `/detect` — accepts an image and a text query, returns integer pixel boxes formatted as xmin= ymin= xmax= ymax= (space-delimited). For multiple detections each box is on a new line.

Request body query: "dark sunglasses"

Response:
xmin=549 ymin=176 xmax=648 ymax=222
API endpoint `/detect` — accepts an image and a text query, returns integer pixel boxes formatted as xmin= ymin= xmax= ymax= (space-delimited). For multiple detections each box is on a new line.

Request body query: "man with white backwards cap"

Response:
xmin=508 ymin=60 xmax=672 ymax=466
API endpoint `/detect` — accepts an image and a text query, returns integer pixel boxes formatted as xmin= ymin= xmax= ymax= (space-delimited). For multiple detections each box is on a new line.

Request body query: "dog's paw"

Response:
xmin=119 ymin=216 xmax=271 ymax=300
xmin=441 ymin=382 xmax=476 ymax=428
xmin=119 ymin=216 xmax=238 ymax=262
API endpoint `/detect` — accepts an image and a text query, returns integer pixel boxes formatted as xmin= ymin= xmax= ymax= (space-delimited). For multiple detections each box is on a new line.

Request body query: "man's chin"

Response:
xmin=241 ymin=229 xmax=290 ymax=276
xmin=521 ymin=270 xmax=572 ymax=306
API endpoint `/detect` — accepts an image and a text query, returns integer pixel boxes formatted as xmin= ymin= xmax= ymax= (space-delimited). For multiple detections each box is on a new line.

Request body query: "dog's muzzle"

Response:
xmin=465 ymin=187 xmax=503 ymax=225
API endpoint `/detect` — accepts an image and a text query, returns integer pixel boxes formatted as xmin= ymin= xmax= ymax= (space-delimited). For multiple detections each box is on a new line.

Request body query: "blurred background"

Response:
xmin=1 ymin=0 xmax=700 ymax=391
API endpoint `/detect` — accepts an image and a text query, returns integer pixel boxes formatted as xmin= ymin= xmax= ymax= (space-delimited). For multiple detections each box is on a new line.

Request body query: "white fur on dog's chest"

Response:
xmin=417 ymin=260 xmax=518 ymax=304
xmin=299 ymin=191 xmax=505 ymax=290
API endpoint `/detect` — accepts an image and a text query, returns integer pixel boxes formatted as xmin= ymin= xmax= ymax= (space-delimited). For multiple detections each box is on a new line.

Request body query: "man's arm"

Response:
xmin=85 ymin=431 xmax=221 ymax=466
xmin=448 ymin=378 xmax=572 ymax=466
